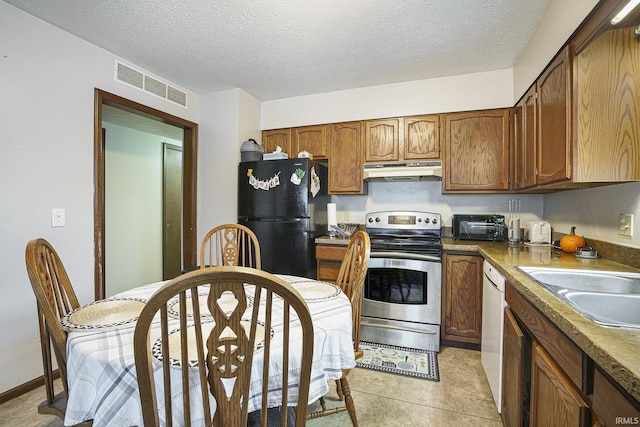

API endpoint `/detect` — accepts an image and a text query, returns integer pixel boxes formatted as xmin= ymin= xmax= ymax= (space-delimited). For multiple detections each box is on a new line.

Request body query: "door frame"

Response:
xmin=94 ymin=89 xmax=198 ymax=300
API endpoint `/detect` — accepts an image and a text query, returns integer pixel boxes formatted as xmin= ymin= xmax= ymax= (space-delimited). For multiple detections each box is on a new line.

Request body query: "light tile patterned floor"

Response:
xmin=0 ymin=346 xmax=503 ymax=426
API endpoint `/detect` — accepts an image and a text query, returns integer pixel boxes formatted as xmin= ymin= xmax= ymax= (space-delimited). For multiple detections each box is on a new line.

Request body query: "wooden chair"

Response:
xmin=307 ymin=230 xmax=370 ymax=427
xmin=133 ymin=266 xmax=314 ymax=427
xmin=199 ymin=224 xmax=261 ymax=269
xmin=25 ymin=238 xmax=92 ymax=426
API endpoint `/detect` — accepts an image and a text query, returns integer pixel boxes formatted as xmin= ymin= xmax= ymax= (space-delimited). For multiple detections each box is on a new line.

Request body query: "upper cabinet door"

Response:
xmin=292 ymin=125 xmax=329 ymax=159
xmin=443 ymin=109 xmax=511 ymax=192
xmin=574 ymin=25 xmax=640 ymax=182
xmin=515 ymin=86 xmax=538 ymax=190
xmin=364 ymin=119 xmax=399 ymax=162
xmin=262 ymin=128 xmax=291 ymax=156
xmin=404 ymin=115 xmax=440 ymax=160
xmin=536 ymin=46 xmax=572 ymax=186
xmin=329 ymin=121 xmax=366 ymax=194
xmin=364 ymin=116 xmax=440 ymax=163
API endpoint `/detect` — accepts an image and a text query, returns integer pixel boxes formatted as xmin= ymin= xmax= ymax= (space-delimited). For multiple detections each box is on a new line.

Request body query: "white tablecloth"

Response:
xmin=64 ymin=274 xmax=356 ymax=427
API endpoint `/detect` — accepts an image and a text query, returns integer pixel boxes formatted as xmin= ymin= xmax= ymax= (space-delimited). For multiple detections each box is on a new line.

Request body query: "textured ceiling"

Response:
xmin=6 ymin=0 xmax=552 ymax=101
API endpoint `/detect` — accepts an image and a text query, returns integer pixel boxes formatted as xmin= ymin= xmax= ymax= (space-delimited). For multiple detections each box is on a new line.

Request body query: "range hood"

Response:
xmin=363 ymin=161 xmax=442 ymax=182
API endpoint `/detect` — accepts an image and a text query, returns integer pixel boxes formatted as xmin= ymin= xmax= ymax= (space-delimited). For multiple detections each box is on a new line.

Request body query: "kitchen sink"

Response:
xmin=562 ymin=292 xmax=640 ymax=328
xmin=516 ymin=267 xmax=640 ymax=294
xmin=516 ymin=266 xmax=640 ymax=329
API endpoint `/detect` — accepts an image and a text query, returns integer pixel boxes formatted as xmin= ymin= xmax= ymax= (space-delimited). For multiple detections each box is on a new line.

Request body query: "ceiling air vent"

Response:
xmin=114 ymin=60 xmax=188 ymax=108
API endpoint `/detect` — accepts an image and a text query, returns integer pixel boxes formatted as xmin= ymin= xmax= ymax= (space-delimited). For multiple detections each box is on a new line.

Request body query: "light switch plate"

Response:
xmin=619 ymin=214 xmax=633 ymax=237
xmin=51 ymin=208 xmax=65 ymax=227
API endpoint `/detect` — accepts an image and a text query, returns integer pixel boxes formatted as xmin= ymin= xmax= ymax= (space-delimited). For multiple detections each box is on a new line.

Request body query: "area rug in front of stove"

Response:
xmin=356 ymin=341 xmax=439 ymax=381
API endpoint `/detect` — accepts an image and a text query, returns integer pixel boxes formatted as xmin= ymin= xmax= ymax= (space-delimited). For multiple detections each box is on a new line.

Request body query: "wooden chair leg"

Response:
xmin=339 ymin=377 xmax=358 ymax=427
xmin=319 ymin=396 xmax=327 ymax=411
xmin=335 ymin=379 xmax=344 ymax=400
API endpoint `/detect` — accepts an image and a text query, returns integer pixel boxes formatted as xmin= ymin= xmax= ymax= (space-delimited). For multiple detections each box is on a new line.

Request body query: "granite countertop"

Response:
xmin=315 ymin=236 xmax=352 ymax=246
xmin=443 ymin=238 xmax=640 ymax=403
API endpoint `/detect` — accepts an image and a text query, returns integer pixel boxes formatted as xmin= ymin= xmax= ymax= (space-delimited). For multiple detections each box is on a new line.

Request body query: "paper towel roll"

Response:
xmin=327 ymin=203 xmax=337 ymax=227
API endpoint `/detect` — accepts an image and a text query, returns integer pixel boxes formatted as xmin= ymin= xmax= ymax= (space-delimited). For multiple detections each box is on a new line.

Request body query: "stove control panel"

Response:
xmin=365 ymin=211 xmax=441 ymax=231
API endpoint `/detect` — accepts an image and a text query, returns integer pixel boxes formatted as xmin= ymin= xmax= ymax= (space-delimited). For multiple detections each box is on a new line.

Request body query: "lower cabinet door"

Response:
xmin=501 ymin=307 xmax=528 ymax=427
xmin=530 ymin=342 xmax=589 ymax=427
xmin=442 ymin=252 xmax=483 ymax=345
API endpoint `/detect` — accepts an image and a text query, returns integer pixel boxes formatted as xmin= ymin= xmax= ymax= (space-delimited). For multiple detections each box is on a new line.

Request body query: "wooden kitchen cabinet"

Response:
xmin=364 ymin=115 xmax=441 ymax=164
xmin=501 ymin=282 xmax=638 ymax=427
xmin=328 ymin=121 xmax=367 ymax=194
xmin=443 ymin=109 xmax=511 ymax=193
xmin=365 ymin=119 xmax=399 ymax=162
xmin=316 ymin=244 xmax=347 ymax=282
xmin=537 ymin=46 xmax=572 ymax=186
xmin=514 ymin=46 xmax=572 ymax=190
xmin=529 ymin=342 xmax=590 ymax=427
xmin=292 ymin=125 xmax=329 ymax=159
xmin=514 ymin=85 xmax=538 ymax=189
xmin=404 ymin=114 xmax=440 ymax=160
xmin=592 ymin=367 xmax=640 ymax=426
xmin=262 ymin=128 xmax=291 ymax=156
xmin=441 ymin=252 xmax=483 ymax=347
xmin=501 ymin=307 xmax=530 ymax=427
xmin=573 ymin=25 xmax=640 ymax=183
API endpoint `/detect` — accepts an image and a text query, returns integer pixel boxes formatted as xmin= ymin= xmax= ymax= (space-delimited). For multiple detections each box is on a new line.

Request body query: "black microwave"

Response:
xmin=452 ymin=214 xmax=506 ymax=241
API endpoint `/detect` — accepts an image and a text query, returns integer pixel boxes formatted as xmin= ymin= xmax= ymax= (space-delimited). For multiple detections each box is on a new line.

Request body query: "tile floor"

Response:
xmin=0 ymin=346 xmax=503 ymax=426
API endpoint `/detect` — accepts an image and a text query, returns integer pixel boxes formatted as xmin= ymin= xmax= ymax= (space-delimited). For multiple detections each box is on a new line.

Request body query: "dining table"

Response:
xmin=62 ymin=274 xmax=356 ymax=427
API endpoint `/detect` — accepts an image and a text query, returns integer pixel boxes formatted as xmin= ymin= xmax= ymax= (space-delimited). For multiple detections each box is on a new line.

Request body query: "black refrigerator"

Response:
xmin=238 ymin=158 xmax=329 ymax=278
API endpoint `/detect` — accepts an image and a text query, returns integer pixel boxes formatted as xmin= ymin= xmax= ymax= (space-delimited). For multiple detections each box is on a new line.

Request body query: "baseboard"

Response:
xmin=440 ymin=339 xmax=480 ymax=351
xmin=0 ymin=370 xmax=60 ymax=405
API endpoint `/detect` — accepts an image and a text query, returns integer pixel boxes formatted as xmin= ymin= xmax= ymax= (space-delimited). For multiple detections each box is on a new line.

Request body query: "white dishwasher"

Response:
xmin=481 ymin=260 xmax=506 ymax=413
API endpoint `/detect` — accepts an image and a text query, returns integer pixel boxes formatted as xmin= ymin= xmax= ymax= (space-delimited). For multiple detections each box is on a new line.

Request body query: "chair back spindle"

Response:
xmin=199 ymin=224 xmax=261 ymax=269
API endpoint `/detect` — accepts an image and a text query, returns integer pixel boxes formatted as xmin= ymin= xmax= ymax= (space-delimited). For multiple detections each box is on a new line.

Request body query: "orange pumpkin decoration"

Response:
xmin=560 ymin=226 xmax=586 ymax=253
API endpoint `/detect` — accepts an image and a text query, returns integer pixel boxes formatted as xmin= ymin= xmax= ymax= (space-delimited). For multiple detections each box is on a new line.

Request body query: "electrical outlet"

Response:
xmin=619 ymin=214 xmax=633 ymax=237
xmin=343 ymin=211 xmax=350 ymax=222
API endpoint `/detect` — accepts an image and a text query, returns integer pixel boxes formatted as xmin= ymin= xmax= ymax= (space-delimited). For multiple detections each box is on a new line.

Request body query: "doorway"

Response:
xmin=94 ymin=89 xmax=198 ymax=300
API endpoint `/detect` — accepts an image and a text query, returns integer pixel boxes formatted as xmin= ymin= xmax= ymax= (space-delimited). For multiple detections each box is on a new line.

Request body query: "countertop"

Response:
xmin=315 ymin=234 xmax=640 ymax=401
xmin=443 ymin=238 xmax=640 ymax=403
xmin=315 ymin=236 xmax=352 ymax=246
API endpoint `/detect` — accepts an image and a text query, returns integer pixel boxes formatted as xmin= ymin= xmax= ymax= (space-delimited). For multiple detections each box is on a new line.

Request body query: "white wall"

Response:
xmin=545 ymin=182 xmax=640 ymax=248
xmin=512 ymin=0 xmax=599 ymax=102
xmin=197 ymin=89 xmax=261 ymax=243
xmin=262 ymin=69 xmax=513 ymax=129
xmin=0 ymin=2 xmax=199 ymax=393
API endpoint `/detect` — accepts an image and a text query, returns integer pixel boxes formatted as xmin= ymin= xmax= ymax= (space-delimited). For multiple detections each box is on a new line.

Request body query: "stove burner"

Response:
xmin=366 ymin=211 xmax=443 ymax=259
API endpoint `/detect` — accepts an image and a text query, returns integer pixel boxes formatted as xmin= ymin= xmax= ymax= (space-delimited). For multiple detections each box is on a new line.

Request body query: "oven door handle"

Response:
xmin=370 ymin=251 xmax=441 ymax=262
xmin=361 ymin=319 xmax=437 ymax=335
